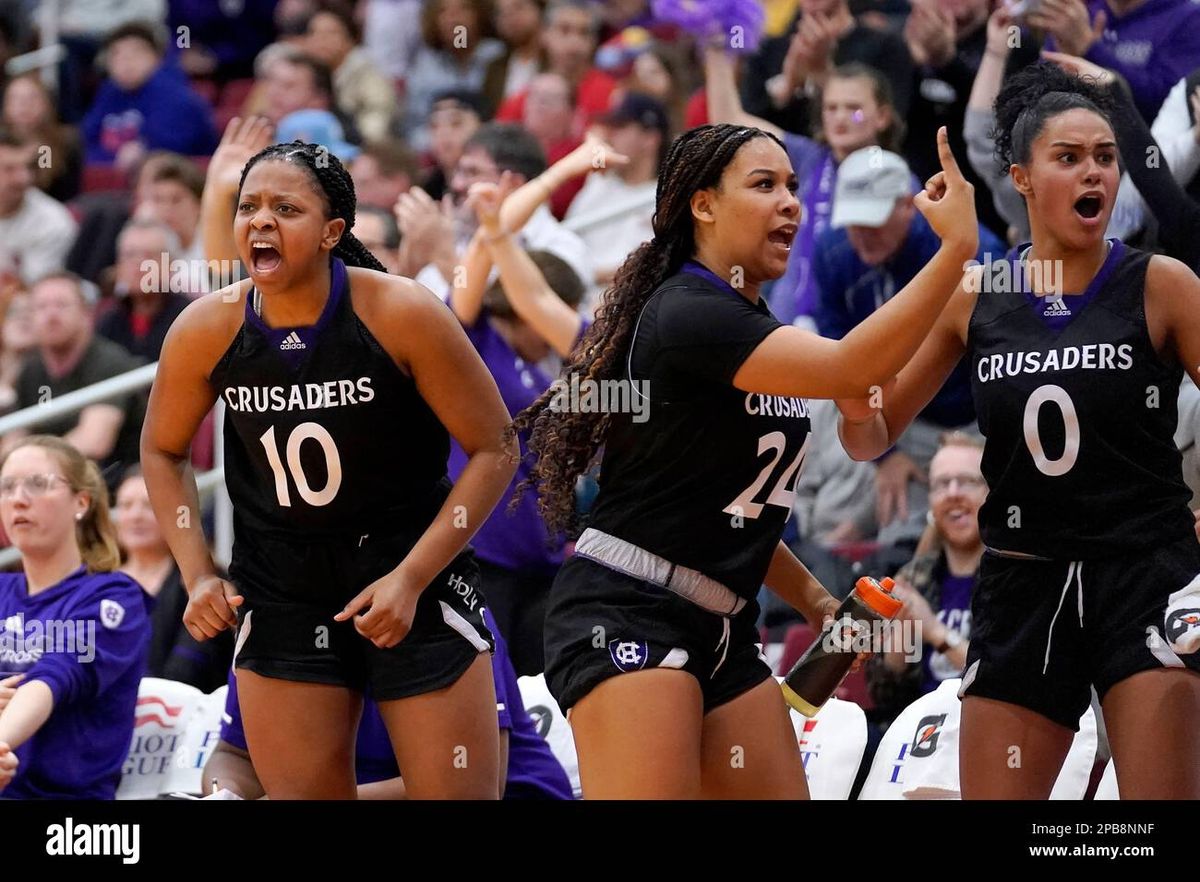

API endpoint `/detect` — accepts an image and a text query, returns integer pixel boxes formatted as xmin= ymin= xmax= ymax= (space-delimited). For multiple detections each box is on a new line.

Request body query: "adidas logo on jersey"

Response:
xmin=279 ymin=331 xmax=306 ymax=351
xmin=1043 ymin=297 xmax=1071 ymax=317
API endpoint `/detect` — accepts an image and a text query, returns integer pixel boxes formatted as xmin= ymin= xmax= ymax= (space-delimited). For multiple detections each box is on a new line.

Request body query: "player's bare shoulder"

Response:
xmin=161 ymin=277 xmax=254 ymax=372
xmin=346 ymin=266 xmax=458 ymax=369
xmin=1143 ymin=253 xmax=1200 ymax=352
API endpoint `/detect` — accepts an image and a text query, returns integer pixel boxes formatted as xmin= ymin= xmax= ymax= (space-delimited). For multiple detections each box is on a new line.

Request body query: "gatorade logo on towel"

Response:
xmin=909 ymin=714 xmax=947 ymax=758
xmin=1165 ymin=575 xmax=1200 ymax=655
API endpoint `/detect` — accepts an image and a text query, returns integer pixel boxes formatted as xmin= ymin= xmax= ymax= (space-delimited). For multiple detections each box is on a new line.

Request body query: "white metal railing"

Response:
xmin=0 ymin=363 xmax=231 ymax=570
xmin=4 ymin=44 xmax=67 ymax=79
xmin=0 ymin=363 xmax=157 ymax=435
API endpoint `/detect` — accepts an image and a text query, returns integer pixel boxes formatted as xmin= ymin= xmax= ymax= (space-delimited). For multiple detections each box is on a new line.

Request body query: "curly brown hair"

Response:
xmin=510 ymin=123 xmax=785 ymax=535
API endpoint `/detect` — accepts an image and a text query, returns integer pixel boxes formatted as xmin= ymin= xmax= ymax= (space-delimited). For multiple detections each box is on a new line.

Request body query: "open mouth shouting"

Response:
xmin=768 ymin=223 xmax=797 ymax=252
xmin=1072 ymin=190 xmax=1106 ymax=227
xmin=250 ymin=240 xmax=282 ymax=274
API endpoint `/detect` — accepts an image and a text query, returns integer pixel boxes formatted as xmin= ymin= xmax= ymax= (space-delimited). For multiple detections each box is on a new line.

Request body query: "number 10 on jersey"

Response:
xmin=259 ymin=422 xmax=344 ymax=507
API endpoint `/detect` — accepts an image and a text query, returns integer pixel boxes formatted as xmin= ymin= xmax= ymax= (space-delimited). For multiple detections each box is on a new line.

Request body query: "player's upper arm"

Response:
xmin=1147 ymin=255 xmax=1200 ymax=388
xmin=360 ymin=275 xmax=515 ymax=459
xmin=733 ymin=327 xmax=862 ymax=397
xmin=141 ymin=285 xmax=246 ymax=460
xmin=883 ymin=280 xmax=975 ymax=443
xmin=736 ymin=269 xmax=976 ymax=401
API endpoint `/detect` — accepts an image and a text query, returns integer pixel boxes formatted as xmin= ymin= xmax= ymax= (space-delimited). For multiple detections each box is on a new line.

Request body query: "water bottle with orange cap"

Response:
xmin=781 ymin=576 xmax=902 ymax=717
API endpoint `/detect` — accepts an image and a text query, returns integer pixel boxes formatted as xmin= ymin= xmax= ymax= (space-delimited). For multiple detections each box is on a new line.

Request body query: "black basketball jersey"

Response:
xmin=587 ymin=263 xmax=812 ymax=599
xmin=968 ymin=240 xmax=1193 ymax=559
xmin=209 ymin=259 xmax=451 ymax=541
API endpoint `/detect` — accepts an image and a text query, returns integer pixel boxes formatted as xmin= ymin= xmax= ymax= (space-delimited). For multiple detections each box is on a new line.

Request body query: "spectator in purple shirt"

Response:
xmin=81 ymin=22 xmax=219 ymax=170
xmin=866 ymin=432 xmax=984 ymax=727
xmin=1036 ymin=0 xmax=1200 ymax=122
xmin=0 ymin=436 xmax=150 ymax=799
xmin=167 ymin=0 xmax=280 ymax=82
xmin=447 ymin=169 xmax=591 ymax=676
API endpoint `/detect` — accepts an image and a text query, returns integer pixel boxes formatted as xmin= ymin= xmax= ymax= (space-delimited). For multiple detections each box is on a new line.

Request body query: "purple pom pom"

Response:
xmin=651 ymin=0 xmax=763 ymax=54
xmin=720 ymin=0 xmax=765 ymax=53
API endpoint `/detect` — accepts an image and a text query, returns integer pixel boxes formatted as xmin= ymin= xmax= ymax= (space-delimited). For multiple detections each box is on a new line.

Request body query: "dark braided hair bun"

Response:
xmin=992 ymin=61 xmax=1115 ymax=175
xmin=237 ymin=140 xmax=388 ymax=273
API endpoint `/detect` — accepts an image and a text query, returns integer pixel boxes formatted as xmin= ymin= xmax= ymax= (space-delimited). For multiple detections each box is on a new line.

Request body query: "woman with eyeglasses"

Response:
xmin=0 ymin=436 xmax=150 ymax=799
xmin=867 ymin=432 xmax=985 ymax=727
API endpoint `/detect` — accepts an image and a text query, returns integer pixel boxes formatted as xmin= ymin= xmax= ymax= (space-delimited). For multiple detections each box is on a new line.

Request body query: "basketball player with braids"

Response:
xmin=515 ymin=123 xmax=978 ymax=798
xmin=141 ymin=141 xmax=517 ymax=799
xmin=839 ymin=63 xmax=1200 ymax=799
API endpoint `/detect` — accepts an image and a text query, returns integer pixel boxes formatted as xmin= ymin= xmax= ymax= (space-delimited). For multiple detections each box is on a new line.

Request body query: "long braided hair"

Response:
xmin=511 ymin=123 xmax=785 ymax=535
xmin=237 ymin=140 xmax=387 ymax=272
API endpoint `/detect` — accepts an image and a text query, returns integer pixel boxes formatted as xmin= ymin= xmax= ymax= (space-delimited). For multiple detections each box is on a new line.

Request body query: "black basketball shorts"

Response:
xmin=229 ymin=527 xmax=493 ymax=701
xmin=543 ymin=555 xmax=773 ymax=713
xmin=958 ymin=532 xmax=1200 ymax=730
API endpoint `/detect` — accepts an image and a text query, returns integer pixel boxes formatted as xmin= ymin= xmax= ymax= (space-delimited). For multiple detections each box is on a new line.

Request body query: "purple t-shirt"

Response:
xmin=220 ymin=607 xmax=572 ymax=798
xmin=447 ymin=313 xmax=568 ymax=573
xmin=773 ymin=134 xmax=837 ymax=327
xmin=0 ymin=567 xmax=150 ymax=799
xmin=1049 ymin=0 xmax=1200 ymax=122
xmin=921 ymin=572 xmax=975 ymax=693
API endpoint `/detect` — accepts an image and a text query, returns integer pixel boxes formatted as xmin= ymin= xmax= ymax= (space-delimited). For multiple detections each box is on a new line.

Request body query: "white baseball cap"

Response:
xmin=831 ymin=147 xmax=913 ymax=229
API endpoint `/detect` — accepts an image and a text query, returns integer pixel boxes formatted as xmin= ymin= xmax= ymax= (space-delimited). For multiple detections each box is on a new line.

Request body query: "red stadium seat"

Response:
xmin=82 ymin=164 xmax=131 ymax=193
xmin=779 ymin=622 xmax=817 ymax=674
xmin=214 ymin=105 xmax=241 ymax=135
xmin=834 ymin=666 xmax=875 ymax=710
xmin=219 ymin=78 xmax=256 ymax=111
xmin=190 ymin=78 xmax=219 ymax=105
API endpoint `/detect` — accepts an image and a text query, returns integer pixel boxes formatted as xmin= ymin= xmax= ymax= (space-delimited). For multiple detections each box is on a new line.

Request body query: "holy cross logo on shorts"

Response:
xmin=609 ymin=639 xmax=649 ymax=672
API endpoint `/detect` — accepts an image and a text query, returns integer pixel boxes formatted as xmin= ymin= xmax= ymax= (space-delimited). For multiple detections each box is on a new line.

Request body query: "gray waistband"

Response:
xmin=985 ymin=545 xmax=1052 ymax=561
xmin=574 ymin=528 xmax=747 ymax=617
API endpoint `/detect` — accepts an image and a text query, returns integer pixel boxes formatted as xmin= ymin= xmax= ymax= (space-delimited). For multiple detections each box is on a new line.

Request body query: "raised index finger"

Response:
xmin=935 ymin=126 xmax=964 ymax=182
